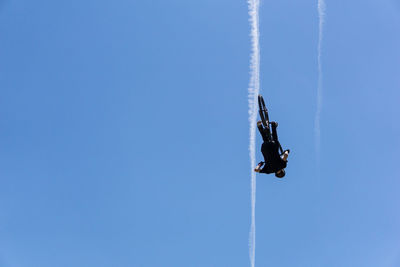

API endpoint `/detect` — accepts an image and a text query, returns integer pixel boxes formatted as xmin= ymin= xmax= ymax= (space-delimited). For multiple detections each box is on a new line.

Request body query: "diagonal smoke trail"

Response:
xmin=315 ymin=0 xmax=325 ymax=161
xmin=247 ymin=0 xmax=260 ymax=266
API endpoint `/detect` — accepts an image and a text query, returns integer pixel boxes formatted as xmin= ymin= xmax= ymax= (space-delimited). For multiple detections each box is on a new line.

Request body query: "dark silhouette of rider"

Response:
xmin=254 ymin=121 xmax=290 ymax=178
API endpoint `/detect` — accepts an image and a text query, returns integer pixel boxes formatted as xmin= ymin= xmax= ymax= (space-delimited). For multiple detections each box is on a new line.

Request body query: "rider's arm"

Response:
xmin=254 ymin=161 xmax=264 ymax=172
xmin=259 ymin=164 xmax=273 ymax=174
xmin=255 ymin=161 xmax=271 ymax=174
xmin=281 ymin=150 xmax=290 ymax=162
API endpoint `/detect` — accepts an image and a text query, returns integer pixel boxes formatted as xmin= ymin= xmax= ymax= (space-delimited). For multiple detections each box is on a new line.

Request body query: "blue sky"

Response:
xmin=0 ymin=0 xmax=399 ymax=266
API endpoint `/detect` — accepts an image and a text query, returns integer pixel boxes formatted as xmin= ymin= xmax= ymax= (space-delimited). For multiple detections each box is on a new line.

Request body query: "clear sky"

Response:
xmin=0 ymin=0 xmax=399 ymax=266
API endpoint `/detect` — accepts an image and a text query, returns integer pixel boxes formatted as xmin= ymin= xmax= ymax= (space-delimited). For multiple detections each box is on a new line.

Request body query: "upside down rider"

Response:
xmin=254 ymin=95 xmax=290 ymax=178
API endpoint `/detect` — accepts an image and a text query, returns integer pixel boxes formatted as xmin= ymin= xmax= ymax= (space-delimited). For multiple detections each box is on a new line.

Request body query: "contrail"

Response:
xmin=315 ymin=0 xmax=325 ymax=161
xmin=247 ymin=0 xmax=260 ymax=266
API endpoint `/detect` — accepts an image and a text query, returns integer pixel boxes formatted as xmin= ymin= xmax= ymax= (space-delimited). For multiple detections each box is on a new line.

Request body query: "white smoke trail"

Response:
xmin=247 ymin=0 xmax=260 ymax=266
xmin=315 ymin=0 xmax=325 ymax=160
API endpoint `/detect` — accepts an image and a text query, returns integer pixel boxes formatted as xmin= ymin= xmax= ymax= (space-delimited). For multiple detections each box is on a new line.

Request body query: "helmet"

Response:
xmin=275 ymin=169 xmax=286 ymax=178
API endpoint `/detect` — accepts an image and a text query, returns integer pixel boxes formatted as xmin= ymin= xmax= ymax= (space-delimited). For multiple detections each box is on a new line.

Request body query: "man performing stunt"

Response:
xmin=254 ymin=95 xmax=290 ymax=178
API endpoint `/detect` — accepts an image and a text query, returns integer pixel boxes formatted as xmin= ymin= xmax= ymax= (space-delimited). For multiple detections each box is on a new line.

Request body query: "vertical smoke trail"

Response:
xmin=247 ymin=0 xmax=260 ymax=266
xmin=315 ymin=0 xmax=325 ymax=160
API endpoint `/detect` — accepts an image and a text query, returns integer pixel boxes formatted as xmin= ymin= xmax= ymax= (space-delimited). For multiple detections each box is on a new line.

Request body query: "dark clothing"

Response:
xmin=259 ymin=141 xmax=287 ymax=173
xmin=258 ymin=121 xmax=287 ymax=174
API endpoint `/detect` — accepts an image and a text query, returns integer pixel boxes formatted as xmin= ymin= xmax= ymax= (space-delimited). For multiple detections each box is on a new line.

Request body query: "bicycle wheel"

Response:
xmin=258 ymin=95 xmax=270 ymax=127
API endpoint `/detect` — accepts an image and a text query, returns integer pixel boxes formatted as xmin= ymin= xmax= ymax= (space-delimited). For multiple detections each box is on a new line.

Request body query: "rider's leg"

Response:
xmin=257 ymin=121 xmax=265 ymax=139
xmin=257 ymin=121 xmax=270 ymax=141
xmin=271 ymin=121 xmax=278 ymax=142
